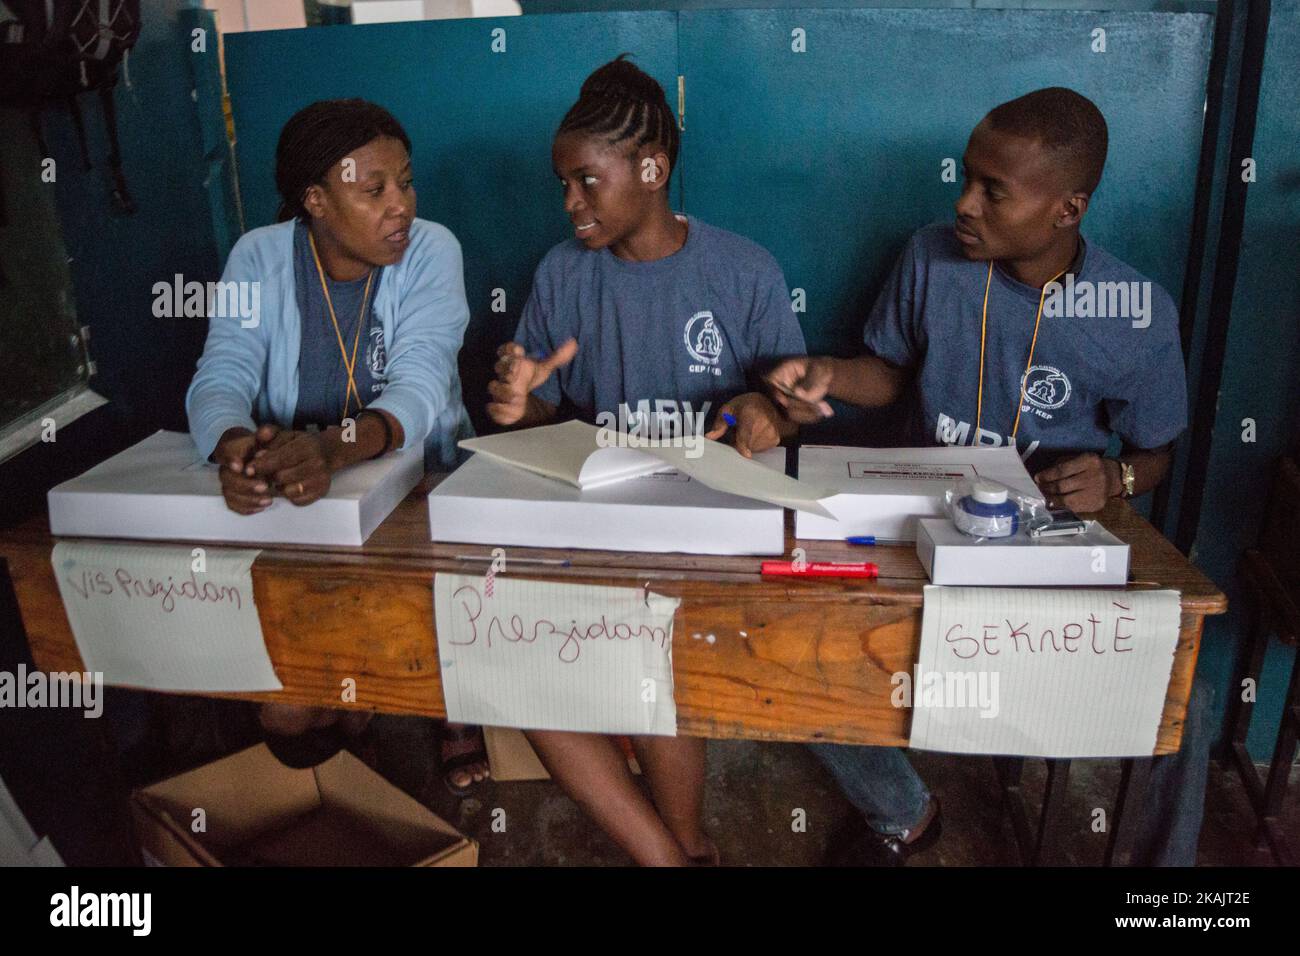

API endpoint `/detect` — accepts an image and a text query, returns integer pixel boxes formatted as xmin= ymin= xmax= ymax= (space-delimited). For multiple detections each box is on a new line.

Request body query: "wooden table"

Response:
xmin=1 ymin=486 xmax=1226 ymax=755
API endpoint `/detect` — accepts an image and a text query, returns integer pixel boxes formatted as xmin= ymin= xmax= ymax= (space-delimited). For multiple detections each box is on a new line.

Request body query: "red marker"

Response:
xmin=761 ymin=561 xmax=879 ymax=579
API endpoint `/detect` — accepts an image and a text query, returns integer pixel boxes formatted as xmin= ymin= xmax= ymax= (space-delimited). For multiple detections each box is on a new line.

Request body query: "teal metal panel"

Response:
xmin=40 ymin=0 xmax=221 ymax=425
xmin=183 ymin=6 xmax=242 ymax=262
xmin=224 ymin=13 xmax=679 ymax=431
xmin=522 ymin=1 xmax=1218 ymax=12
xmin=1194 ymin=0 xmax=1300 ymax=758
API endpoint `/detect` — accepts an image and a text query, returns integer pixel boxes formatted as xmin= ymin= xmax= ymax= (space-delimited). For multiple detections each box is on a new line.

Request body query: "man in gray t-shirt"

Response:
xmin=860 ymin=221 xmax=1186 ymax=472
xmin=765 ymin=87 xmax=1206 ymax=871
xmin=493 ymin=215 xmax=807 ymax=454
xmin=769 ymin=91 xmax=1185 ymax=516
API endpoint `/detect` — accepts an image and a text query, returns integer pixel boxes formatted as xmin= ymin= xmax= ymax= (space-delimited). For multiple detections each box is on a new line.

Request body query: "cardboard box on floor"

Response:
xmin=131 ymin=744 xmax=477 ymax=867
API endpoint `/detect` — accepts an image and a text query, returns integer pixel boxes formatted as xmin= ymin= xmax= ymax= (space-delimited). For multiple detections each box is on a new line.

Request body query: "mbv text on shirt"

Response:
xmin=936 ymin=413 xmax=1040 ymax=463
xmin=1043 ymin=275 xmax=1153 ymax=328
xmin=595 ymin=400 xmax=712 ymax=458
xmin=152 ymin=273 xmax=260 ymax=328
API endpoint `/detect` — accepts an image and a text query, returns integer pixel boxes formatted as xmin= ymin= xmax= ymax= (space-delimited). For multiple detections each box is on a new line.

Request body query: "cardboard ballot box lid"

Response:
xmin=131 ymin=744 xmax=477 ymax=867
xmin=483 ymin=726 xmax=550 ymax=782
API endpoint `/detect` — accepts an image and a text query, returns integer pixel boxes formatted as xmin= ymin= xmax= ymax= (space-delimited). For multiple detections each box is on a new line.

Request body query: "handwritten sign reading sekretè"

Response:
xmin=52 ymin=541 xmax=281 ymax=692
xmin=909 ymin=586 xmax=1182 ymax=758
xmin=433 ymin=573 xmax=679 ymax=735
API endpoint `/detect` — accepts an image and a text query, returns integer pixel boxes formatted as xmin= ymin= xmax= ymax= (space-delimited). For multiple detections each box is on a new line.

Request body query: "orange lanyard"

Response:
xmin=974 ymin=260 xmax=1065 ymax=441
xmin=309 ymin=231 xmax=374 ymax=419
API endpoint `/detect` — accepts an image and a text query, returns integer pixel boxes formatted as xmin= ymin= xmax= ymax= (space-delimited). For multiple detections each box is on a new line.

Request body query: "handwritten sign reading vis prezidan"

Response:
xmin=52 ymin=541 xmax=281 ymax=692
xmin=909 ymin=586 xmax=1182 ymax=758
xmin=433 ymin=573 xmax=679 ymax=736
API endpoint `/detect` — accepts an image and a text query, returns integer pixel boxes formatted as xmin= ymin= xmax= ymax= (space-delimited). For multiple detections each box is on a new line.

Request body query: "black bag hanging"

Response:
xmin=0 ymin=1 xmax=143 ymax=215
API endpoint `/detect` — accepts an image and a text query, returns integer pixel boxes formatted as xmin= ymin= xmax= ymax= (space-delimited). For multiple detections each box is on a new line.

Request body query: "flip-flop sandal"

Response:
xmin=689 ymin=840 xmax=721 ymax=867
xmin=441 ymin=723 xmax=490 ymax=798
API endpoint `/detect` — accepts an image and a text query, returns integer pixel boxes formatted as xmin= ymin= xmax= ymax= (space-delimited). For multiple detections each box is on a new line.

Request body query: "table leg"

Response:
xmin=1031 ymin=759 xmax=1071 ymax=867
xmin=1105 ymin=757 xmax=1153 ymax=866
xmin=1258 ymin=650 xmax=1299 ymax=866
xmin=994 ymin=756 xmax=1033 ymax=865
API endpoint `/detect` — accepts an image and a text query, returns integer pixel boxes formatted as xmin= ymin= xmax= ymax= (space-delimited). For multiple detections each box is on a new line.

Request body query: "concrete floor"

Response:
xmin=373 ymin=714 xmax=1293 ymax=867
xmin=2 ymin=695 xmax=1293 ymax=867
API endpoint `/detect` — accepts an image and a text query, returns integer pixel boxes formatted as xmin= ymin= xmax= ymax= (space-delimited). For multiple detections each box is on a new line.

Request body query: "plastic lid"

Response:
xmin=970 ymin=480 xmax=1008 ymax=505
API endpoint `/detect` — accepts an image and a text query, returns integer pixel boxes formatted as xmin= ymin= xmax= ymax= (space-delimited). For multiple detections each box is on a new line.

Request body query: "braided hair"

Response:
xmin=274 ymin=99 xmax=412 ymax=222
xmin=558 ymin=54 xmax=679 ymax=180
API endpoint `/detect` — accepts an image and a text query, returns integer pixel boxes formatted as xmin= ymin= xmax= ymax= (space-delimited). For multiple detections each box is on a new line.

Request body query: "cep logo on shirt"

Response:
xmin=683 ymin=310 xmax=723 ymax=376
xmin=1020 ymin=365 xmax=1072 ymax=419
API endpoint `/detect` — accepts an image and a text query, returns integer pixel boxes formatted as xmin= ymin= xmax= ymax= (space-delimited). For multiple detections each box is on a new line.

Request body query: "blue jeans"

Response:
xmin=810 ymin=675 xmax=1215 ymax=865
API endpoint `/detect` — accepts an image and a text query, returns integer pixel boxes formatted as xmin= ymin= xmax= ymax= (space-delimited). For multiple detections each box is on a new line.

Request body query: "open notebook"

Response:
xmin=459 ymin=420 xmax=835 ymax=517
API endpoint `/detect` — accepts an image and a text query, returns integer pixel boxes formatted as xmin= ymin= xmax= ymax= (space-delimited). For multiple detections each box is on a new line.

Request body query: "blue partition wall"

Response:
xmin=1195 ymin=0 xmax=1300 ymax=758
xmin=224 ymin=8 xmax=1212 ymax=438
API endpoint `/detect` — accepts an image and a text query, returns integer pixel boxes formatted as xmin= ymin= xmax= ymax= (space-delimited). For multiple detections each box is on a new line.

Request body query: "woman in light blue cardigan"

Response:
xmin=186 ymin=99 xmax=486 ymax=792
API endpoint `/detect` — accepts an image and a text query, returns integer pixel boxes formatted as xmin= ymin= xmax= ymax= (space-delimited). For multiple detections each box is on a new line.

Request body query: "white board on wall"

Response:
xmin=351 ymin=0 xmax=519 ymax=23
xmin=205 ymin=0 xmax=307 ymax=33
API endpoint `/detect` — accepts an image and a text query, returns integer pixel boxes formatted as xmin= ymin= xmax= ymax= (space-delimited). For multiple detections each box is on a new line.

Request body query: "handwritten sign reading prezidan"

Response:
xmin=52 ymin=541 xmax=281 ymax=692
xmin=433 ymin=573 xmax=679 ymax=735
xmin=909 ymin=586 xmax=1182 ymax=758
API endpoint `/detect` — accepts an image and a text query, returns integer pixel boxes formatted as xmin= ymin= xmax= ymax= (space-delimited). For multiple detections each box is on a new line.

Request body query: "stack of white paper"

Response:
xmin=48 ymin=430 xmax=423 ymax=547
xmin=916 ymin=518 xmax=1129 ymax=586
xmin=796 ymin=444 xmax=1045 ymax=542
xmin=429 ymin=447 xmax=789 ymax=555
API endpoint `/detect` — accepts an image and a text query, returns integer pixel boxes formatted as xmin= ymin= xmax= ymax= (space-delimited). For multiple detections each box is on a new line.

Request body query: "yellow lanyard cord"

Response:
xmin=975 ymin=260 xmax=1066 ymax=441
xmin=309 ymin=231 xmax=374 ymax=420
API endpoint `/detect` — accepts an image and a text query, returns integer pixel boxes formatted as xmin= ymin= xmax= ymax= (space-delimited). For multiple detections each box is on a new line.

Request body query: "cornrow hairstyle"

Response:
xmin=274 ymin=99 xmax=412 ymax=222
xmin=558 ymin=54 xmax=680 ymax=181
xmin=984 ymin=87 xmax=1109 ymax=196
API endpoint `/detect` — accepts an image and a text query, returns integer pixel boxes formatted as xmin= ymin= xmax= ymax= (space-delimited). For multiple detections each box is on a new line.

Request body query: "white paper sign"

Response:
xmin=434 ymin=573 xmax=679 ymax=735
xmin=909 ymin=586 xmax=1182 ymax=757
xmin=52 ymin=541 xmax=282 ymax=692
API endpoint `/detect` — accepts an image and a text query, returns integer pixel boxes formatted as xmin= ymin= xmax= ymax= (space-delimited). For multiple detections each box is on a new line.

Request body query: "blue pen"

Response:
xmin=845 ymin=535 xmax=877 ymax=546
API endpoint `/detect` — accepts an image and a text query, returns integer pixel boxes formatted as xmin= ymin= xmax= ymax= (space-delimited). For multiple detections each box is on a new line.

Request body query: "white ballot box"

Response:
xmin=916 ymin=518 xmax=1130 ymax=586
xmin=795 ymin=445 xmax=1044 ymax=542
xmin=48 ymin=431 xmax=423 ymax=547
xmin=429 ymin=448 xmax=788 ymax=555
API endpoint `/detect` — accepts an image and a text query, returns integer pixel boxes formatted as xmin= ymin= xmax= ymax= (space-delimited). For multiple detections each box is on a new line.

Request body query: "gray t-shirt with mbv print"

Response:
xmin=515 ymin=215 xmax=807 ymax=436
xmin=864 ymin=222 xmax=1187 ymax=469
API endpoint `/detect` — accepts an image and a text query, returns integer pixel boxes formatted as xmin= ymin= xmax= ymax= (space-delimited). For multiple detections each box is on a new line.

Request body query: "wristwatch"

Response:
xmin=1115 ymin=458 xmax=1136 ymax=498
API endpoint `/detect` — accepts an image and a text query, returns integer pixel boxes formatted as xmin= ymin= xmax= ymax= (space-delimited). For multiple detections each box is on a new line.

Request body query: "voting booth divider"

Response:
xmin=218 ymin=7 xmax=1213 ymax=441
